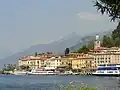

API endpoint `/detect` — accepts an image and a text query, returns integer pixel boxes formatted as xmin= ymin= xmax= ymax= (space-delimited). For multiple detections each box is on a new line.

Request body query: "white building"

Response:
xmin=45 ymin=56 xmax=62 ymax=69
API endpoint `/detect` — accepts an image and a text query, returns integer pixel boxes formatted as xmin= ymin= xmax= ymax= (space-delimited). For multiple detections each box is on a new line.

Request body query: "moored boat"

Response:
xmin=27 ymin=67 xmax=60 ymax=75
xmin=59 ymin=71 xmax=73 ymax=75
xmin=13 ymin=71 xmax=27 ymax=75
xmin=92 ymin=64 xmax=120 ymax=76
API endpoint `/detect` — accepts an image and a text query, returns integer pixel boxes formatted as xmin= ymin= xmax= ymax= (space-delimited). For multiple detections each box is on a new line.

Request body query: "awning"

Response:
xmin=57 ymin=65 xmax=69 ymax=68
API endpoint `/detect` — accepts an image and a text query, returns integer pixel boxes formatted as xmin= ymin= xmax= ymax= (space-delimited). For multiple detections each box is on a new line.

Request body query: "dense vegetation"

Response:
xmin=71 ymin=0 xmax=120 ymax=52
xmin=3 ymin=64 xmax=16 ymax=72
xmin=93 ymin=0 xmax=120 ymax=48
xmin=94 ymin=0 xmax=120 ymax=21
xmin=102 ymin=22 xmax=120 ymax=47
xmin=72 ymin=41 xmax=94 ymax=53
xmin=71 ymin=21 xmax=120 ymax=53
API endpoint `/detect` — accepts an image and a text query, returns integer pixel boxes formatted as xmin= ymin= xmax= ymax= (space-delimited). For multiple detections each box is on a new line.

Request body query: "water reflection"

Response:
xmin=0 ymin=75 xmax=120 ymax=90
xmin=117 ymin=77 xmax=120 ymax=88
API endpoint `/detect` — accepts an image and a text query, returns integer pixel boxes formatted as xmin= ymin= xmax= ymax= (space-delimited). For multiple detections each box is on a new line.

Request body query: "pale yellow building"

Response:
xmin=18 ymin=56 xmax=42 ymax=69
xmin=18 ymin=54 xmax=56 ymax=69
xmin=45 ymin=56 xmax=62 ymax=69
xmin=71 ymin=54 xmax=94 ymax=70
xmin=19 ymin=56 xmax=51 ymax=69
xmin=90 ymin=47 xmax=120 ymax=68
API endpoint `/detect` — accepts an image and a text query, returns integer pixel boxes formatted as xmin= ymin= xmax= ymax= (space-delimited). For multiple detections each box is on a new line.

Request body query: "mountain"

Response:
xmin=70 ymin=30 xmax=112 ymax=50
xmin=0 ymin=32 xmax=81 ymax=67
xmin=0 ymin=30 xmax=112 ymax=68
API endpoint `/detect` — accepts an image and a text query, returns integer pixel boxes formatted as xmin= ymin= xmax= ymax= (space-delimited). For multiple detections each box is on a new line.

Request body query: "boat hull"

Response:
xmin=92 ymin=73 xmax=120 ymax=77
xmin=13 ymin=71 xmax=27 ymax=75
xmin=27 ymin=73 xmax=58 ymax=75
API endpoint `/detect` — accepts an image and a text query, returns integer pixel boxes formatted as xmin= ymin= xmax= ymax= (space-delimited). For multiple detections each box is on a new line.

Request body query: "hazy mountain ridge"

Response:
xmin=70 ymin=30 xmax=112 ymax=50
xmin=0 ymin=30 xmax=112 ymax=68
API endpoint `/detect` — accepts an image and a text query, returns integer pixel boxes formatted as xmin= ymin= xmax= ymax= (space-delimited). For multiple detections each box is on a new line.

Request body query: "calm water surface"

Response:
xmin=0 ymin=75 xmax=120 ymax=90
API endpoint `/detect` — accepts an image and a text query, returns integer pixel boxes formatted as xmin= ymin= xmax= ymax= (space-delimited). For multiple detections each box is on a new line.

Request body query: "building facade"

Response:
xmin=90 ymin=47 xmax=120 ymax=68
xmin=18 ymin=54 xmax=55 ymax=69
xmin=69 ymin=53 xmax=94 ymax=70
xmin=45 ymin=56 xmax=62 ymax=69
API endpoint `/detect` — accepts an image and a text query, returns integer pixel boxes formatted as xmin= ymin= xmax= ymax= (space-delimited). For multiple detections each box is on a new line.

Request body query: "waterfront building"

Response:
xmin=44 ymin=56 xmax=62 ymax=69
xmin=18 ymin=56 xmax=44 ymax=69
xmin=71 ymin=53 xmax=94 ymax=70
xmin=90 ymin=47 xmax=120 ymax=68
xmin=18 ymin=54 xmax=56 ymax=69
xmin=88 ymin=35 xmax=120 ymax=68
xmin=56 ymin=56 xmax=72 ymax=70
xmin=18 ymin=34 xmax=120 ymax=71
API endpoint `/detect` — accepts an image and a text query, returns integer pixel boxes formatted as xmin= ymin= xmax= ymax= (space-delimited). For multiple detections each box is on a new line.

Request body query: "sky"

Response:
xmin=0 ymin=0 xmax=118 ymax=59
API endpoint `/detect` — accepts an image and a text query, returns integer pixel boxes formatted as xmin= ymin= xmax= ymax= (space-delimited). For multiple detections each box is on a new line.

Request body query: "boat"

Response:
xmin=27 ymin=67 xmax=60 ymax=75
xmin=13 ymin=71 xmax=27 ymax=75
xmin=92 ymin=64 xmax=120 ymax=76
xmin=72 ymin=72 xmax=80 ymax=75
xmin=59 ymin=71 xmax=73 ymax=75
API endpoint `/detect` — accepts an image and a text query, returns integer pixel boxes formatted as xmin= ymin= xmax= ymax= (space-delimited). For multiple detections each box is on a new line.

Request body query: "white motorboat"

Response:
xmin=92 ymin=64 xmax=120 ymax=76
xmin=13 ymin=71 xmax=27 ymax=75
xmin=27 ymin=67 xmax=60 ymax=75
xmin=59 ymin=71 xmax=73 ymax=75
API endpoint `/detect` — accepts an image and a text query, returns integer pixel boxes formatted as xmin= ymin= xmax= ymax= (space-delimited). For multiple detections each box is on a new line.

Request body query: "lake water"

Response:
xmin=0 ymin=75 xmax=120 ymax=90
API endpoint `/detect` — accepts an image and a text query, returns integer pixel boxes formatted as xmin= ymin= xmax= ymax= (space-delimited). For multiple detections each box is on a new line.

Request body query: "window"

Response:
xmin=90 ymin=61 xmax=92 ymax=63
xmin=99 ymin=71 xmax=104 ymax=73
xmin=107 ymin=71 xmax=113 ymax=73
xmin=37 ymin=61 xmax=39 ymax=64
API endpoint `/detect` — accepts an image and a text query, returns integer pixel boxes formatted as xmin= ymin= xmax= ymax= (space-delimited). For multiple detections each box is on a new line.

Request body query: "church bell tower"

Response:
xmin=94 ymin=35 xmax=100 ymax=49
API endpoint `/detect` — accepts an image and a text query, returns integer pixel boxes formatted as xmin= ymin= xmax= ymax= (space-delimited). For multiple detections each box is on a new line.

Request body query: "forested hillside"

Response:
xmin=102 ymin=22 xmax=120 ymax=47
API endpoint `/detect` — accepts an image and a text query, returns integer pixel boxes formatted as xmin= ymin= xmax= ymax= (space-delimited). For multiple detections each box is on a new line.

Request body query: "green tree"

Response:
xmin=35 ymin=52 xmax=37 ymax=57
xmin=93 ymin=0 xmax=120 ymax=21
xmin=102 ymin=35 xmax=114 ymax=48
xmin=65 ymin=48 xmax=70 ymax=56
xmin=46 ymin=52 xmax=52 ymax=54
xmin=39 ymin=52 xmax=45 ymax=55
xmin=77 ymin=45 xmax=89 ymax=53
xmin=114 ymin=37 xmax=120 ymax=47
xmin=3 ymin=64 xmax=16 ymax=72
xmin=112 ymin=22 xmax=120 ymax=39
xmin=87 ymin=41 xmax=94 ymax=50
xmin=111 ymin=22 xmax=120 ymax=47
xmin=71 ymin=50 xmax=78 ymax=53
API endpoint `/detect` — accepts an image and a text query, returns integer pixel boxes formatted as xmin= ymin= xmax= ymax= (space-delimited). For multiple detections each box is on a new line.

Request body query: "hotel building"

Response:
xmin=18 ymin=54 xmax=56 ymax=69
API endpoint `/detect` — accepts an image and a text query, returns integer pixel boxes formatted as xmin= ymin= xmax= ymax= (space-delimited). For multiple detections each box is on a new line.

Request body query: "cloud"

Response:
xmin=77 ymin=12 xmax=104 ymax=21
